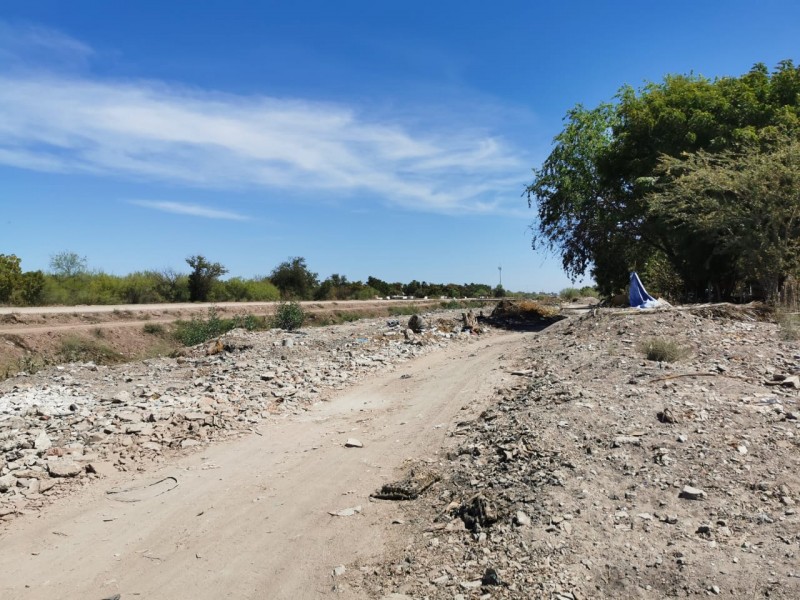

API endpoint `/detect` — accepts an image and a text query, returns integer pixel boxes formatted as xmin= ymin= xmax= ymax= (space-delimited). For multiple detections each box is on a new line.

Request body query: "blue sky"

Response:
xmin=1 ymin=1 xmax=798 ymax=292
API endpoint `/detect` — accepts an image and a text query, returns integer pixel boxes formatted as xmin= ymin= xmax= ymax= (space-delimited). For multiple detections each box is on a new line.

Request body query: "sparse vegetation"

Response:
xmin=143 ymin=322 xmax=166 ymax=335
xmin=57 ymin=335 xmax=124 ymax=365
xmin=640 ymin=337 xmax=688 ymax=362
xmin=778 ymin=315 xmax=800 ymax=341
xmin=272 ymin=301 xmax=305 ymax=331
xmin=388 ymin=305 xmax=419 ymax=316
xmin=559 ymin=287 xmax=580 ymax=301
xmin=173 ymin=307 xmax=268 ymax=346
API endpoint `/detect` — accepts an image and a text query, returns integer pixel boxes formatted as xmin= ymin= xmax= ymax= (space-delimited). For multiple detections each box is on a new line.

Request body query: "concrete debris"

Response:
xmin=0 ymin=310 xmax=483 ymax=519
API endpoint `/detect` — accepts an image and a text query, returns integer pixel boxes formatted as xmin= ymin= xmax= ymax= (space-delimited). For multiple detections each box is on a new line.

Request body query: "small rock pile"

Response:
xmin=351 ymin=306 xmax=800 ymax=599
xmin=0 ymin=312 xmax=486 ymax=520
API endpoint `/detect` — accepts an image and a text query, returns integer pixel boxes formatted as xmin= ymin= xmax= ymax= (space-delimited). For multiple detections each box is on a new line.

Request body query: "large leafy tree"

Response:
xmin=648 ymin=134 xmax=800 ymax=299
xmin=269 ymin=257 xmax=319 ymax=300
xmin=527 ymin=60 xmax=800 ymax=299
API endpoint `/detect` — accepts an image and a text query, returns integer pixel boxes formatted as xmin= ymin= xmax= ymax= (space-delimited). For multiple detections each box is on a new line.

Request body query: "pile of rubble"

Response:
xmin=0 ymin=311 xmax=484 ymax=520
xmin=351 ymin=306 xmax=800 ymax=599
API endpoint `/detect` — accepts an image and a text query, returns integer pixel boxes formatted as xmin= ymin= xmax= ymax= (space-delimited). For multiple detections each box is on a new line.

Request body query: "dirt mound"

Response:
xmin=489 ymin=299 xmax=562 ymax=328
xmin=687 ymin=301 xmax=772 ymax=322
xmin=350 ymin=307 xmax=800 ymax=599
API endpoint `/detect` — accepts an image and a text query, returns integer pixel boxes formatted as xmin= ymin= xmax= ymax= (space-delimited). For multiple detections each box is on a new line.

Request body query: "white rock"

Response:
xmin=514 ymin=511 xmax=531 ymax=526
xmin=34 ymin=431 xmax=52 ymax=451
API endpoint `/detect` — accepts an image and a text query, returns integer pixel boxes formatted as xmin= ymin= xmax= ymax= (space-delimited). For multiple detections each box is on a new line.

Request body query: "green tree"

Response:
xmin=186 ymin=255 xmax=228 ymax=302
xmin=269 ymin=257 xmax=318 ymax=300
xmin=49 ymin=251 xmax=88 ymax=278
xmin=367 ymin=276 xmax=390 ymax=296
xmin=527 ymin=60 xmax=800 ymax=299
xmin=0 ymin=254 xmax=22 ymax=302
xmin=648 ymin=134 xmax=800 ymax=300
xmin=18 ymin=270 xmax=46 ymax=305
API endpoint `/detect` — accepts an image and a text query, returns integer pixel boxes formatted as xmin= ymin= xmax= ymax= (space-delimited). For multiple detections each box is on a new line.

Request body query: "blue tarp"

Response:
xmin=629 ymin=272 xmax=657 ymax=308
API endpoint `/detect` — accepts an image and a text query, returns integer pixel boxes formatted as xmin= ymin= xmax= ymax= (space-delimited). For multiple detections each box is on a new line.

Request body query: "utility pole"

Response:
xmin=498 ymin=265 xmax=502 ymax=287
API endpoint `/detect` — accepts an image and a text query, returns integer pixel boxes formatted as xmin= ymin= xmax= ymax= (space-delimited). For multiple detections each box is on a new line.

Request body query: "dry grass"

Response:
xmin=515 ymin=300 xmax=560 ymax=319
xmin=640 ymin=337 xmax=688 ymax=362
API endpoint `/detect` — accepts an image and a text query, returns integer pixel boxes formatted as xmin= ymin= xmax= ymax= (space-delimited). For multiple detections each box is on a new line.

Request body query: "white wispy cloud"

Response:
xmin=129 ymin=200 xmax=249 ymax=221
xmin=0 ymin=22 xmax=93 ymax=70
xmin=0 ymin=28 xmax=529 ymax=215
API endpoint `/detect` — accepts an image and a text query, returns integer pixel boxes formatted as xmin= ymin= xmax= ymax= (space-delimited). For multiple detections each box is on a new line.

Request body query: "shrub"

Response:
xmin=559 ymin=287 xmax=581 ymax=301
xmin=272 ymin=301 xmax=305 ymax=330
xmin=775 ymin=309 xmax=800 ymax=341
xmin=640 ymin=337 xmax=688 ymax=362
xmin=143 ymin=323 xmax=166 ymax=335
xmin=174 ymin=307 xmax=226 ymax=345
xmin=57 ymin=335 xmax=124 ymax=365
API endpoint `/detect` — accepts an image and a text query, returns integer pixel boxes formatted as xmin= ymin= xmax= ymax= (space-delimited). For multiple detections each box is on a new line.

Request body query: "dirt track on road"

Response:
xmin=0 ymin=329 xmax=530 ymax=600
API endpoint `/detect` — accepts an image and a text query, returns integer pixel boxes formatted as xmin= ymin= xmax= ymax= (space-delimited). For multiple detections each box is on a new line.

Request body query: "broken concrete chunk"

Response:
xmin=680 ymin=485 xmax=707 ymax=500
xmin=47 ymin=460 xmax=83 ymax=478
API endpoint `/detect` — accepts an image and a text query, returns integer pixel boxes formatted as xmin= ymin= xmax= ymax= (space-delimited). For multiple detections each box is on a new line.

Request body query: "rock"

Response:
xmin=344 ymin=438 xmax=363 ymax=448
xmin=657 ymin=407 xmax=677 ymax=424
xmin=0 ymin=473 xmax=17 ymax=492
xmin=332 ymin=565 xmax=346 ymax=577
xmin=34 ymin=431 xmax=52 ymax=451
xmin=183 ymin=412 xmax=207 ymax=421
xmin=612 ymin=436 xmax=641 ymax=447
xmin=781 ymin=375 xmax=800 ymax=388
xmin=329 ymin=505 xmax=362 ymax=517
xmin=514 ymin=510 xmax=531 ymax=527
xmin=47 ymin=460 xmax=83 ymax=478
xmin=459 ymin=493 xmax=498 ymax=532
xmin=481 ymin=568 xmax=502 ymax=586
xmin=110 ymin=391 xmax=132 ymax=404
xmin=181 ymin=439 xmax=202 ymax=449
xmin=116 ymin=411 xmax=141 ymax=423
xmin=407 ymin=315 xmax=428 ymax=333
xmin=679 ymin=485 xmax=707 ymax=500
xmin=459 ymin=580 xmax=482 ymax=589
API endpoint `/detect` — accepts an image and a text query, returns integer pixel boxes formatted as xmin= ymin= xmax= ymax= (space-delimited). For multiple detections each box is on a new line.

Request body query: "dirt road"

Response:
xmin=0 ymin=329 xmax=530 ymax=600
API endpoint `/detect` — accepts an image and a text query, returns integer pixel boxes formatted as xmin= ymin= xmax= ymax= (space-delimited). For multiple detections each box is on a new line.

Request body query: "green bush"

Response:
xmin=559 ymin=287 xmax=581 ymax=301
xmin=272 ymin=301 xmax=305 ymax=330
xmin=640 ymin=337 xmax=688 ymax=362
xmin=174 ymin=307 xmax=227 ymax=345
xmin=173 ymin=308 xmax=269 ymax=346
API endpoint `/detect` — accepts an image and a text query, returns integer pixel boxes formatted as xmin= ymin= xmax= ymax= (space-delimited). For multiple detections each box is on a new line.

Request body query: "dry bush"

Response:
xmin=640 ymin=337 xmax=688 ymax=362
xmin=515 ymin=300 xmax=560 ymax=319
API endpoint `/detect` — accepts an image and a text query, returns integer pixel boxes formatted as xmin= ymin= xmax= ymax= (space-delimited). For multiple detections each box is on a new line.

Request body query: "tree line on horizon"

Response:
xmin=0 ymin=252 xmax=510 ymax=307
xmin=527 ymin=59 xmax=800 ymax=302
